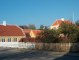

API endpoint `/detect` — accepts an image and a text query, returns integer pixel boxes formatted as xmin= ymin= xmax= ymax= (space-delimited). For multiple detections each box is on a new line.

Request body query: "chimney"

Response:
xmin=61 ymin=18 xmax=65 ymax=21
xmin=3 ymin=21 xmax=6 ymax=26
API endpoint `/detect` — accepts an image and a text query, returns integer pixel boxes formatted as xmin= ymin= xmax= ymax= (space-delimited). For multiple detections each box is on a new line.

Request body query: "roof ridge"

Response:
xmin=16 ymin=25 xmax=26 ymax=37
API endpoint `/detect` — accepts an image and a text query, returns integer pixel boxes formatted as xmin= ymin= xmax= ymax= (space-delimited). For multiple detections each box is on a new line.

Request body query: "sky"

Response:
xmin=0 ymin=0 xmax=79 ymax=28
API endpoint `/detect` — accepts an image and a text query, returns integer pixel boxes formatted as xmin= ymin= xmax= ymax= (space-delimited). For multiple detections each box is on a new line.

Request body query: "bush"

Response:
xmin=36 ymin=29 xmax=59 ymax=43
xmin=58 ymin=23 xmax=79 ymax=43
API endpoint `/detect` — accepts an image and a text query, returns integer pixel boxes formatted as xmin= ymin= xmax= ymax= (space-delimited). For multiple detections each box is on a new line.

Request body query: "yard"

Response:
xmin=0 ymin=48 xmax=79 ymax=60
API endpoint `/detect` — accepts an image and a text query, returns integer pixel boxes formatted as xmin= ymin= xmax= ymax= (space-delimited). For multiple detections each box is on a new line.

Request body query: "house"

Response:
xmin=21 ymin=29 xmax=36 ymax=42
xmin=0 ymin=21 xmax=26 ymax=47
xmin=50 ymin=18 xmax=72 ymax=30
xmin=30 ymin=30 xmax=42 ymax=38
xmin=23 ymin=29 xmax=42 ymax=38
xmin=22 ymin=29 xmax=42 ymax=42
xmin=23 ymin=29 xmax=31 ymax=37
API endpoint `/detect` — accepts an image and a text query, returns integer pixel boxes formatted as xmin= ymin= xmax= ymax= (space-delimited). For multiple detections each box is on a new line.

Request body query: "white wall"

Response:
xmin=0 ymin=42 xmax=35 ymax=49
xmin=50 ymin=25 xmax=59 ymax=30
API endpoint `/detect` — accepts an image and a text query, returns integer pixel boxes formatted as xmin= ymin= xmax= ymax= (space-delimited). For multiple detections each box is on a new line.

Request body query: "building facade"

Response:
xmin=0 ymin=21 xmax=26 ymax=47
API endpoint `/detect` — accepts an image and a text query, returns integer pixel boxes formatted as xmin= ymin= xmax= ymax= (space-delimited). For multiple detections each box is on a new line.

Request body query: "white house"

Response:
xmin=50 ymin=18 xmax=72 ymax=30
xmin=0 ymin=21 xmax=35 ymax=48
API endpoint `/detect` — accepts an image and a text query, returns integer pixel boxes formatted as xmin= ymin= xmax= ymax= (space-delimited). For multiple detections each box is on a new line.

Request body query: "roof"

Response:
xmin=52 ymin=20 xmax=72 ymax=26
xmin=23 ymin=29 xmax=31 ymax=37
xmin=0 ymin=25 xmax=25 ymax=36
xmin=23 ymin=29 xmax=42 ymax=36
xmin=23 ymin=29 xmax=31 ymax=34
xmin=31 ymin=30 xmax=42 ymax=36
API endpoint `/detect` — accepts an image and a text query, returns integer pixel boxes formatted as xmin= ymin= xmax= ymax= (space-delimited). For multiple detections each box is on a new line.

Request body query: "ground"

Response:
xmin=0 ymin=48 xmax=79 ymax=60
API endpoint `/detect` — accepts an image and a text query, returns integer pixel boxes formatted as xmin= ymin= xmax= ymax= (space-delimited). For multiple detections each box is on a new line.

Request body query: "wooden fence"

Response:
xmin=35 ymin=43 xmax=79 ymax=52
xmin=0 ymin=42 xmax=79 ymax=52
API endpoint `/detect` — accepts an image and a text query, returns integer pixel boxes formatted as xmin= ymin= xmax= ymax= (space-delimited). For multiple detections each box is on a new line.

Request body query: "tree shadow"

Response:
xmin=0 ymin=50 xmax=49 ymax=60
xmin=54 ymin=43 xmax=79 ymax=60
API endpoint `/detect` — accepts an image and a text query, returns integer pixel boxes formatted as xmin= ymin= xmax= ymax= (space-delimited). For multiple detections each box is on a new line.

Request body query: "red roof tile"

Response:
xmin=0 ymin=25 xmax=25 ymax=36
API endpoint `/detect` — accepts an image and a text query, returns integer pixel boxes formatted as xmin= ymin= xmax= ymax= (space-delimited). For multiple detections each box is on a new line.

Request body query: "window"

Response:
xmin=14 ymin=38 xmax=17 ymax=42
xmin=8 ymin=38 xmax=11 ymax=42
xmin=2 ymin=38 xmax=5 ymax=42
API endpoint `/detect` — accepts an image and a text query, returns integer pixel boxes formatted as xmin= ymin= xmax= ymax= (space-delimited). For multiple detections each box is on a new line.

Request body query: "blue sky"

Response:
xmin=0 ymin=0 xmax=79 ymax=28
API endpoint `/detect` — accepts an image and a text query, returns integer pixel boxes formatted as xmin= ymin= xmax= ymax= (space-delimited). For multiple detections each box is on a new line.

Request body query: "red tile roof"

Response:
xmin=23 ymin=29 xmax=42 ymax=36
xmin=23 ymin=29 xmax=31 ymax=37
xmin=52 ymin=20 xmax=72 ymax=26
xmin=0 ymin=25 xmax=25 ymax=36
xmin=31 ymin=30 xmax=42 ymax=36
xmin=23 ymin=29 xmax=31 ymax=34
